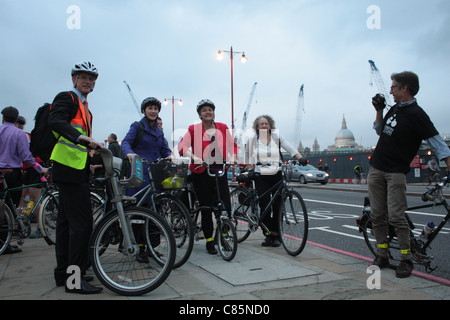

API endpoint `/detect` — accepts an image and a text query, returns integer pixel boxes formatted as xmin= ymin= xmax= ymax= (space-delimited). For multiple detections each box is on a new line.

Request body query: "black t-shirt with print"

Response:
xmin=370 ymin=101 xmax=438 ymax=174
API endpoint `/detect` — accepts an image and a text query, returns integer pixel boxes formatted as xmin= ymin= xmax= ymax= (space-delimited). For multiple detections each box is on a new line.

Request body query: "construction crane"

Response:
xmin=292 ymin=84 xmax=304 ymax=147
xmin=237 ymin=82 xmax=257 ymax=145
xmin=123 ymin=81 xmax=143 ymax=117
xmin=368 ymin=60 xmax=393 ymax=107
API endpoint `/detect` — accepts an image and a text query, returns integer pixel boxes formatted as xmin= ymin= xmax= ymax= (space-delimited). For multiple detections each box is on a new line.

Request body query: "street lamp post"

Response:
xmin=217 ymin=47 xmax=247 ymax=182
xmin=216 ymin=46 xmax=247 ymax=132
xmin=163 ymin=96 xmax=183 ymax=151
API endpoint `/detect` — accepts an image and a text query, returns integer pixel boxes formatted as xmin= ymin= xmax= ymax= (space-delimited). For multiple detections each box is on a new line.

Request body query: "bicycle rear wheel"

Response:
xmin=39 ymin=191 xmax=103 ymax=246
xmin=230 ymin=186 xmax=253 ymax=243
xmin=279 ymin=190 xmax=308 ymax=256
xmin=153 ymin=194 xmax=194 ymax=269
xmin=89 ymin=206 xmax=176 ymax=296
xmin=38 ymin=193 xmax=59 ymax=246
xmin=360 ymin=213 xmax=377 ymax=257
xmin=0 ymin=204 xmax=14 ymax=255
xmin=361 ymin=213 xmax=416 ymax=264
xmin=216 ymin=218 xmax=237 ymax=261
xmin=90 ymin=192 xmax=106 ymax=225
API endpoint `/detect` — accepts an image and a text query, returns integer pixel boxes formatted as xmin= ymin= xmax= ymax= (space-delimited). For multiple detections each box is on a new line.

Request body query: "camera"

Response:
xmin=372 ymin=93 xmax=386 ymax=111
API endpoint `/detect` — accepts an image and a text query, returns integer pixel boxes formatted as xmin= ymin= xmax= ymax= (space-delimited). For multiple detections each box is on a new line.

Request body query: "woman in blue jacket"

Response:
xmin=121 ymin=97 xmax=172 ymax=263
xmin=121 ymin=97 xmax=172 ymax=200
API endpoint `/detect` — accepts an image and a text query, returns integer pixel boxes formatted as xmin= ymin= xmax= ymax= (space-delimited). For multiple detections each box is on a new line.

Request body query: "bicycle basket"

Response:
xmin=151 ymin=160 xmax=188 ymax=190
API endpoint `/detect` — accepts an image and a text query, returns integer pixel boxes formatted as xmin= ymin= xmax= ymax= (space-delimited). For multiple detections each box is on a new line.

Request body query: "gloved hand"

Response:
xmin=372 ymin=93 xmax=386 ymax=111
xmin=298 ymin=158 xmax=308 ymax=166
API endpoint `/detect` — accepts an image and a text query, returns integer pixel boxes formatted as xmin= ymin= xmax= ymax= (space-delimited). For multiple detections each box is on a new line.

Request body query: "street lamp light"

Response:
xmin=163 ymin=96 xmax=183 ymax=151
xmin=216 ymin=46 xmax=248 ymax=132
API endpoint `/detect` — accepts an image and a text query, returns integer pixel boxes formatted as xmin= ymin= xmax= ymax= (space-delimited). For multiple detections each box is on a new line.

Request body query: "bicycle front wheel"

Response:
xmin=279 ymin=190 xmax=308 ymax=256
xmin=0 ymin=204 xmax=14 ymax=255
xmin=89 ymin=206 xmax=176 ymax=296
xmin=216 ymin=218 xmax=238 ymax=261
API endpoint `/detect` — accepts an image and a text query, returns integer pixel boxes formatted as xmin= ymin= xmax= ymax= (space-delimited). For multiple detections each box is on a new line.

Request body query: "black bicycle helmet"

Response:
xmin=141 ymin=97 xmax=162 ymax=112
xmin=196 ymin=99 xmax=215 ymax=114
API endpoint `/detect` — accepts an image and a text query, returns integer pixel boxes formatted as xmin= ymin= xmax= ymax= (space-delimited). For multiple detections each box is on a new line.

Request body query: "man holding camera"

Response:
xmin=368 ymin=71 xmax=450 ymax=278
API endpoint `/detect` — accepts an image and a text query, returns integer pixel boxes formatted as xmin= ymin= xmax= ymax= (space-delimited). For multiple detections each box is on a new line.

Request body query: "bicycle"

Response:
xmin=422 ymin=171 xmax=441 ymax=186
xmin=229 ymin=161 xmax=309 ymax=256
xmin=356 ymin=174 xmax=450 ymax=273
xmin=88 ymin=148 xmax=176 ymax=296
xmin=353 ymin=172 xmax=367 ymax=184
xmin=0 ymin=168 xmax=60 ymax=254
xmin=177 ymin=162 xmax=238 ymax=261
xmin=122 ymin=157 xmax=194 ymax=269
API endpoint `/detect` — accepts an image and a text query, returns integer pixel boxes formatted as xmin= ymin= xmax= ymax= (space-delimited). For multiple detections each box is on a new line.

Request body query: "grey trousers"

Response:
xmin=367 ymin=167 xmax=412 ymax=261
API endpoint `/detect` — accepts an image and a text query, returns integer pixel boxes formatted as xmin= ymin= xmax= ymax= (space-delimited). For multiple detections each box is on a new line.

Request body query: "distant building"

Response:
xmin=327 ymin=114 xmax=363 ymax=152
xmin=312 ymin=137 xmax=320 ymax=154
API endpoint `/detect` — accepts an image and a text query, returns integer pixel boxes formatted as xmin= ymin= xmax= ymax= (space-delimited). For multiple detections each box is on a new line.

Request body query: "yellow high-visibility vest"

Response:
xmin=50 ymin=99 xmax=91 ymax=170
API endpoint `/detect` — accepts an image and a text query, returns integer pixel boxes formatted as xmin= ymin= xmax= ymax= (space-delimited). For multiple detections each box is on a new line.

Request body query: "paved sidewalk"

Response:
xmin=1 ymin=228 xmax=450 ymax=300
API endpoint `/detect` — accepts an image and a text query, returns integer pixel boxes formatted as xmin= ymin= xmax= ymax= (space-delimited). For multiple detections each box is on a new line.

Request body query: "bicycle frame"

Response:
xmin=0 ymin=172 xmax=55 ymax=245
xmin=408 ymin=187 xmax=450 ymax=251
xmin=124 ymin=158 xmax=173 ymax=210
xmin=189 ymin=163 xmax=230 ymax=220
xmin=99 ymin=149 xmax=140 ymax=255
xmin=236 ymin=164 xmax=292 ymax=235
xmin=248 ymin=178 xmax=284 ymax=234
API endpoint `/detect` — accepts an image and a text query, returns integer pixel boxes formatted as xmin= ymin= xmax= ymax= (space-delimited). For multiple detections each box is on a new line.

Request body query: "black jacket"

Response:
xmin=108 ymin=141 xmax=123 ymax=158
xmin=49 ymin=91 xmax=90 ymax=184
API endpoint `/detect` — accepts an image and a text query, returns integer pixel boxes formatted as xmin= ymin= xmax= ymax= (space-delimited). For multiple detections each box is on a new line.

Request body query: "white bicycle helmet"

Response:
xmin=71 ymin=61 xmax=98 ymax=78
xmin=196 ymin=99 xmax=215 ymax=113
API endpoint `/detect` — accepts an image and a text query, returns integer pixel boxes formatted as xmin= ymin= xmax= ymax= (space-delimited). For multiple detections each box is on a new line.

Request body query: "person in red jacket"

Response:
xmin=178 ymin=99 xmax=238 ymax=254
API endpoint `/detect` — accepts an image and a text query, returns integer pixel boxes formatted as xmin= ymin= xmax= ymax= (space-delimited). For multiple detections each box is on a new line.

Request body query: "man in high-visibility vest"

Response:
xmin=49 ymin=62 xmax=103 ymax=294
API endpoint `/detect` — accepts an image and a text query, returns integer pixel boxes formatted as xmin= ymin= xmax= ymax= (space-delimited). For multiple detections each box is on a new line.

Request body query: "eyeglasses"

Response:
xmin=77 ymin=75 xmax=97 ymax=82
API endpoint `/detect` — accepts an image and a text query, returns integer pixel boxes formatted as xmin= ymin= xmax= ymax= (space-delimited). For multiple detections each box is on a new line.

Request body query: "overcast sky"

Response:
xmin=1 ymin=0 xmax=449 ymax=155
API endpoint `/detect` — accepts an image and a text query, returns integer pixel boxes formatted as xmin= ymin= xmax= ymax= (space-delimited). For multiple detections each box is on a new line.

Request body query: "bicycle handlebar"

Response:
xmin=422 ymin=175 xmax=449 ymax=202
xmin=287 ymin=158 xmax=308 ymax=166
xmin=96 ymin=147 xmax=116 ymax=176
xmin=141 ymin=157 xmax=172 ymax=166
xmin=194 ymin=162 xmax=228 ymax=177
